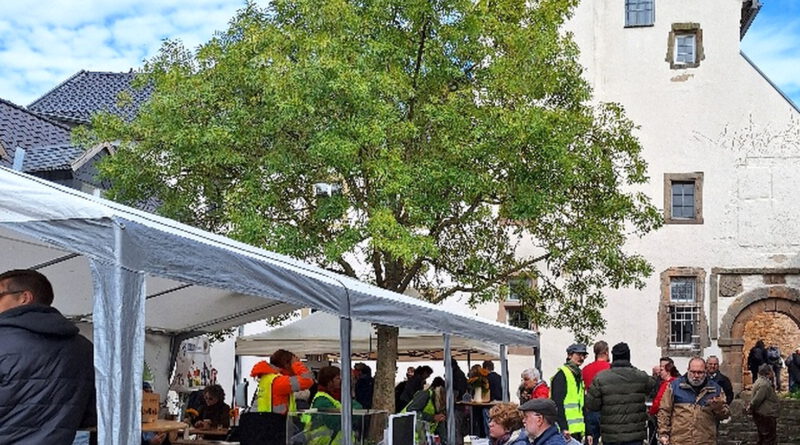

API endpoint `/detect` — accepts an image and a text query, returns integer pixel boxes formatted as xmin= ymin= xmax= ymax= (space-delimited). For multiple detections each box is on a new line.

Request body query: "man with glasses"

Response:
xmin=0 ymin=269 xmax=95 ymax=444
xmin=657 ymin=357 xmax=729 ymax=445
xmin=510 ymin=399 xmax=567 ymax=445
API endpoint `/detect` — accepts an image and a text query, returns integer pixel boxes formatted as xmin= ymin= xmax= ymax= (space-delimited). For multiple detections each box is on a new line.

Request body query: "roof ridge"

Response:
xmin=0 ymin=97 xmax=72 ymax=131
xmin=27 ymin=69 xmax=87 ymax=109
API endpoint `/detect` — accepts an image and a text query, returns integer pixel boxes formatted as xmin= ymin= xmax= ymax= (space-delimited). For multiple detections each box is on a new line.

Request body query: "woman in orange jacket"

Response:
xmin=251 ymin=349 xmax=315 ymax=415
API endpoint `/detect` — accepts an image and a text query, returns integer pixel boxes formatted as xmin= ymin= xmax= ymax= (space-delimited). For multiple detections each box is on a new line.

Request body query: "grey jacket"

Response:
xmin=750 ymin=376 xmax=780 ymax=418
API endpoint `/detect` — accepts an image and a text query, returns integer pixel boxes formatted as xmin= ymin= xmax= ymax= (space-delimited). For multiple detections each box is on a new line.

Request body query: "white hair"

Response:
xmin=521 ymin=368 xmax=540 ymax=380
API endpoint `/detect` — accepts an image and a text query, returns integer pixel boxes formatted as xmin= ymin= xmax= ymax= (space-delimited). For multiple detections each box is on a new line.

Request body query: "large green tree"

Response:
xmin=78 ymin=0 xmax=661 ymax=413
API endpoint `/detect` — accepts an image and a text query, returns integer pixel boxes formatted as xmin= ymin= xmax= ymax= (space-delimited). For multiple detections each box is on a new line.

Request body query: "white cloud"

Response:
xmin=0 ymin=0 xmax=252 ymax=105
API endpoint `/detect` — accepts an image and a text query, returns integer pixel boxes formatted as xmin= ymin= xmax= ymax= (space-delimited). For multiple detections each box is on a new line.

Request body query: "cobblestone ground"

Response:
xmin=717 ymin=396 xmax=800 ymax=445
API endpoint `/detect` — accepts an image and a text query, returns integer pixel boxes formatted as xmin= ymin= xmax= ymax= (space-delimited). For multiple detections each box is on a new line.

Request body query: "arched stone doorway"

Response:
xmin=718 ymin=286 xmax=800 ymax=393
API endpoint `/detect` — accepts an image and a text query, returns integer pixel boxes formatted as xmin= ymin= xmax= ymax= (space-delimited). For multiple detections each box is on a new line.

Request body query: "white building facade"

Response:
xmin=479 ymin=0 xmax=800 ymax=392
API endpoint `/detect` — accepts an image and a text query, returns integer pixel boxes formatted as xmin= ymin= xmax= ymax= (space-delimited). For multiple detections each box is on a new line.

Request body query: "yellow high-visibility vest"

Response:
xmin=552 ymin=365 xmax=585 ymax=435
xmin=256 ymin=374 xmax=297 ymax=414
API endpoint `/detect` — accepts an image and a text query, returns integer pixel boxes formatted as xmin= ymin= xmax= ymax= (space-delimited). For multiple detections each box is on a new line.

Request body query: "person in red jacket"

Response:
xmin=582 ymin=340 xmax=610 ymax=445
xmin=518 ymin=368 xmax=549 ymax=404
xmin=648 ymin=362 xmax=680 ymax=416
xmin=251 ymin=349 xmax=315 ymax=415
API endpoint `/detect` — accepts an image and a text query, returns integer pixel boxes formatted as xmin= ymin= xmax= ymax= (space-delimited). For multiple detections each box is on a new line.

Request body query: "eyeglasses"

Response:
xmin=688 ymin=370 xmax=706 ymax=375
xmin=0 ymin=290 xmax=25 ymax=298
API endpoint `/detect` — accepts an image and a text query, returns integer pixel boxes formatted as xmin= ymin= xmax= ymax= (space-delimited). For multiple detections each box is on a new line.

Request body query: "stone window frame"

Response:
xmin=657 ymin=267 xmax=710 ymax=357
xmin=663 ymin=172 xmax=704 ymax=224
xmin=665 ymin=23 xmax=704 ymax=69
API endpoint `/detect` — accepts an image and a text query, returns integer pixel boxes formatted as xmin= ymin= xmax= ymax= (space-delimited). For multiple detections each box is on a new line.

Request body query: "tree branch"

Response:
xmin=407 ymin=18 xmax=430 ymax=121
xmin=429 ymin=252 xmax=551 ymax=304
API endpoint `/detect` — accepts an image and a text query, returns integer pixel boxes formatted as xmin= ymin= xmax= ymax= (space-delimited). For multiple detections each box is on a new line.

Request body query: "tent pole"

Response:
xmin=500 ymin=345 xmax=509 ymax=402
xmin=340 ymin=317 xmax=353 ymax=445
xmin=444 ymin=335 xmax=455 ymax=445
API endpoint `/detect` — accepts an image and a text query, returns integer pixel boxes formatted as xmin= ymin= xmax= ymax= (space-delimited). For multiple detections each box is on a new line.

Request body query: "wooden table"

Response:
xmin=456 ymin=401 xmax=500 ymax=437
xmin=187 ymin=427 xmax=230 ymax=439
xmin=141 ymin=420 xmax=190 ymax=433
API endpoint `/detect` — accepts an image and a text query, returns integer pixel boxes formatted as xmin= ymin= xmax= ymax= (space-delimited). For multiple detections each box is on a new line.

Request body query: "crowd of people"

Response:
xmin=1 ymin=267 xmax=793 ymax=445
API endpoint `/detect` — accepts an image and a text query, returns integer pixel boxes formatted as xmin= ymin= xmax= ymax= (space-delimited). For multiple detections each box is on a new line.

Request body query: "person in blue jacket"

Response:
xmin=509 ymin=399 xmax=566 ymax=445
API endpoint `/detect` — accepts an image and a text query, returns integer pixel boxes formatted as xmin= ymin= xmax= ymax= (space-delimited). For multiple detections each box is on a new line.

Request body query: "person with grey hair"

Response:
xmin=518 ymin=368 xmax=549 ymax=404
xmin=657 ymin=357 xmax=729 ymax=445
xmin=748 ymin=364 xmax=779 ymax=445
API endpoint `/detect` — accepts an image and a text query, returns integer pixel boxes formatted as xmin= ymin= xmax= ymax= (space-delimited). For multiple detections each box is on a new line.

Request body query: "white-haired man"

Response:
xmin=519 ymin=368 xmax=550 ymax=403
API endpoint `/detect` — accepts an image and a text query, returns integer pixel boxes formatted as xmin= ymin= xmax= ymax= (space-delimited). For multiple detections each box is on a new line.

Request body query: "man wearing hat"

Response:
xmin=550 ymin=343 xmax=588 ymax=442
xmin=585 ymin=342 xmax=654 ymax=445
xmin=511 ymin=399 xmax=567 ymax=445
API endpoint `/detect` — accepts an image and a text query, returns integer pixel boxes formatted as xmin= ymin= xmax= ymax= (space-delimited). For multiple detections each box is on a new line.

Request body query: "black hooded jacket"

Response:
xmin=0 ymin=304 xmax=95 ymax=444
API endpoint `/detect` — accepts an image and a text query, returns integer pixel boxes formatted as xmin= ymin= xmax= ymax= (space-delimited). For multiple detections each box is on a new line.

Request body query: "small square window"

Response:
xmin=670 ymin=277 xmax=696 ymax=302
xmin=664 ymin=173 xmax=703 ymax=224
xmin=675 ymin=34 xmax=696 ymax=64
xmin=666 ymin=23 xmax=703 ymax=69
xmin=507 ymin=309 xmax=531 ymax=330
xmin=625 ymin=0 xmax=655 ymax=27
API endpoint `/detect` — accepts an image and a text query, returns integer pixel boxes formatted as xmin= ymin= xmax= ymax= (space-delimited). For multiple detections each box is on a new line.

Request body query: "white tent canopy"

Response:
xmin=236 ymin=311 xmax=501 ymax=360
xmin=0 ymin=167 xmax=539 ymax=445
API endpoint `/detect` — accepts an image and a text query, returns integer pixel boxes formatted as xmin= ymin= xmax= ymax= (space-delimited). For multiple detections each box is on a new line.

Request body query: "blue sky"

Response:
xmin=0 ymin=1 xmax=797 ymax=107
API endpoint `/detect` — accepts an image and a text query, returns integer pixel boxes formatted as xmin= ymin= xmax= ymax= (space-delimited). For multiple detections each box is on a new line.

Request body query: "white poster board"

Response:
xmin=170 ymin=336 xmax=218 ymax=393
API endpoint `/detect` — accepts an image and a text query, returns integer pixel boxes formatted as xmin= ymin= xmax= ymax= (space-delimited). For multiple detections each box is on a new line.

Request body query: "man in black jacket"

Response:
xmin=482 ymin=360 xmax=503 ymax=401
xmin=0 ymin=269 xmax=95 ymax=445
xmin=786 ymin=347 xmax=800 ymax=393
xmin=706 ymin=355 xmax=734 ymax=404
xmin=585 ymin=342 xmax=654 ymax=445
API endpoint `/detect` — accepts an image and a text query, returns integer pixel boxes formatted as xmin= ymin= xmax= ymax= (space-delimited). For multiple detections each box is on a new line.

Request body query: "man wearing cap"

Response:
xmin=511 ymin=399 xmax=566 ymax=445
xmin=550 ymin=343 xmax=588 ymax=442
xmin=585 ymin=342 xmax=654 ymax=445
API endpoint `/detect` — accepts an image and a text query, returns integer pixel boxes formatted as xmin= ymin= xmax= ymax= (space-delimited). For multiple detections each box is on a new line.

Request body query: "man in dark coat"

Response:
xmin=353 ymin=362 xmax=375 ymax=409
xmin=0 ymin=269 xmax=95 ymax=444
xmin=585 ymin=342 xmax=654 ymax=445
xmin=706 ymin=355 xmax=734 ymax=404
xmin=748 ymin=340 xmax=767 ymax=385
xmin=786 ymin=347 xmax=800 ymax=393
xmin=483 ymin=360 xmax=503 ymax=401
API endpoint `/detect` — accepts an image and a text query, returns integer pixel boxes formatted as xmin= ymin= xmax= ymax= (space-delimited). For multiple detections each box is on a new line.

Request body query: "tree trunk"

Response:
xmin=372 ymin=324 xmax=399 ymax=412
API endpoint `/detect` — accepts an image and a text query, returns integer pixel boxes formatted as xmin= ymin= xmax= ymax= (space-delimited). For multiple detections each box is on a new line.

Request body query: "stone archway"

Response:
xmin=718 ymin=286 xmax=800 ymax=393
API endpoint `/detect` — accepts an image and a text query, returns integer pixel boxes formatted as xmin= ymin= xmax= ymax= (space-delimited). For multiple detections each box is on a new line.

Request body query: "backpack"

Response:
xmin=767 ymin=347 xmax=781 ymax=365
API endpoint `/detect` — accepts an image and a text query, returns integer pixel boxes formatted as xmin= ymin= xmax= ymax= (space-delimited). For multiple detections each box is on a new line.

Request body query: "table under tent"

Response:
xmin=0 ymin=166 xmax=540 ymax=445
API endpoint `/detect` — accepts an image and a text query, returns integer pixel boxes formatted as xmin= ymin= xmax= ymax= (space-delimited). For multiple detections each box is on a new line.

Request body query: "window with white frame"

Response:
xmin=674 ymin=34 xmax=696 ymax=65
xmin=666 ymin=23 xmax=703 ymax=69
xmin=625 ymin=0 xmax=655 ymax=27
xmin=669 ymin=277 xmax=700 ymax=348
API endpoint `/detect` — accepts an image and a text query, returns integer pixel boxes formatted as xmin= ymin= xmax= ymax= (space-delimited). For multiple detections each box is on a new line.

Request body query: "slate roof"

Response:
xmin=27 ymin=70 xmax=153 ymax=125
xmin=0 ymin=98 xmax=72 ymax=168
xmin=22 ymin=143 xmax=84 ymax=172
